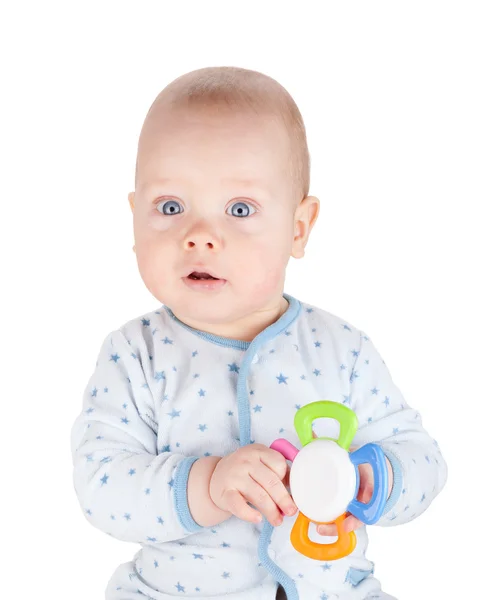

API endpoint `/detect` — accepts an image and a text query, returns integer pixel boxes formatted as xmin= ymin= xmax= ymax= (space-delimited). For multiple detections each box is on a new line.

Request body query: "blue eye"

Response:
xmin=157 ymin=200 xmax=183 ymax=215
xmin=227 ymin=201 xmax=256 ymax=218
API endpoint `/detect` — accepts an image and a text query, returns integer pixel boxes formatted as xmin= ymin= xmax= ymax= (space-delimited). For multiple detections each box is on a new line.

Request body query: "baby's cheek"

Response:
xmin=249 ymin=251 xmax=287 ymax=294
xmin=137 ymin=242 xmax=170 ymax=284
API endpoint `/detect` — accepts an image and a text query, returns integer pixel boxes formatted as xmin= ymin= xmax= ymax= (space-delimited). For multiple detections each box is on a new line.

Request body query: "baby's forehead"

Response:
xmin=136 ymin=105 xmax=292 ymax=185
xmin=141 ymin=102 xmax=288 ymax=148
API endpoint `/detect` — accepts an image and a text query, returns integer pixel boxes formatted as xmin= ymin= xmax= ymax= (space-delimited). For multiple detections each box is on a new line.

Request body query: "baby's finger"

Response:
xmin=260 ymin=448 xmax=290 ymax=481
xmin=318 ymin=515 xmax=365 ymax=535
xmin=282 ymin=464 xmax=291 ymax=489
xmin=242 ymin=477 xmax=283 ymax=527
xmin=343 ymin=514 xmax=364 ymax=533
xmin=251 ymin=463 xmax=297 ymax=516
xmin=317 ymin=523 xmax=338 ymax=536
xmin=222 ymin=488 xmax=262 ymax=524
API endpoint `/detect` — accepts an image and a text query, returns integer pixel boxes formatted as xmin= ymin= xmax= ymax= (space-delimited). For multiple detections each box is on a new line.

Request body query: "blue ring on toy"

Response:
xmin=347 ymin=443 xmax=388 ymax=525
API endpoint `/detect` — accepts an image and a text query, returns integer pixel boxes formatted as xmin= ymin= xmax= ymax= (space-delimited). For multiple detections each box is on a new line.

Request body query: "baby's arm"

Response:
xmin=348 ymin=330 xmax=448 ymax=526
xmin=187 ymin=456 xmax=230 ymax=526
xmin=70 ymin=329 xmax=225 ymax=543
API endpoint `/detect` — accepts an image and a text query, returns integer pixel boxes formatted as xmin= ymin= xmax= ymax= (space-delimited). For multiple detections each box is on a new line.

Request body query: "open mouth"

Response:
xmin=183 ymin=270 xmax=227 ymax=291
xmin=187 ymin=272 xmax=220 ymax=281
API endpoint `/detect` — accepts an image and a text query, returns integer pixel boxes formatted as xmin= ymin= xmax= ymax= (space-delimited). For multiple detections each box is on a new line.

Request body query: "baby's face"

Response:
xmin=130 ymin=107 xmax=307 ymax=328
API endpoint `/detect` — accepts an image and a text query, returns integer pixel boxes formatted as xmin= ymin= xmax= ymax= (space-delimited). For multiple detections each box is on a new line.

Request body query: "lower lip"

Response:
xmin=182 ymin=277 xmax=227 ymax=291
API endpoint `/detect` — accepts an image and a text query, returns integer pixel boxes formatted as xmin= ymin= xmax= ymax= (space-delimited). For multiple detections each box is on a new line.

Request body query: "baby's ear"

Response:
xmin=291 ymin=195 xmax=320 ymax=259
xmin=128 ymin=192 xmax=135 ymax=212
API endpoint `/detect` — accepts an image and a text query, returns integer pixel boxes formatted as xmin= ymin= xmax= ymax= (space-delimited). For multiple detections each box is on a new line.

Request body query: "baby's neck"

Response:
xmin=174 ymin=296 xmax=289 ymax=342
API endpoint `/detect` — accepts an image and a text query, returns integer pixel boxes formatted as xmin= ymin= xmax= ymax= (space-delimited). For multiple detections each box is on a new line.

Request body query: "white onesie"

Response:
xmin=70 ymin=293 xmax=447 ymax=600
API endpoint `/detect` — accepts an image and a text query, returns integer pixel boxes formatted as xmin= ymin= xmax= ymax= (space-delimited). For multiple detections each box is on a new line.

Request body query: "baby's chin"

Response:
xmin=168 ymin=292 xmax=245 ymax=325
xmin=160 ymin=286 xmax=269 ymax=329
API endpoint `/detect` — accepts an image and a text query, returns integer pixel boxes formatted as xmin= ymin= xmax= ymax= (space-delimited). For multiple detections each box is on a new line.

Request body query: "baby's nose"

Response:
xmin=183 ymin=229 xmax=221 ymax=251
xmin=184 ymin=238 xmax=216 ymax=250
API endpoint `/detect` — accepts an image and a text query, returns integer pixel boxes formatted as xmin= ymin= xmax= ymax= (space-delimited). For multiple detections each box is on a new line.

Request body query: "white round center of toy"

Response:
xmin=290 ymin=439 xmax=356 ymax=523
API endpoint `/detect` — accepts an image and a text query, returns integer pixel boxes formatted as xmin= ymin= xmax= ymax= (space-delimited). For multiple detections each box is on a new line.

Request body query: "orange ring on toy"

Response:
xmin=290 ymin=511 xmax=357 ymax=561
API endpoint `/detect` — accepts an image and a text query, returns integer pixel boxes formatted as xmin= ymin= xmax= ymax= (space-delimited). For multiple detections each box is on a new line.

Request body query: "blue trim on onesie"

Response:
xmin=235 ymin=294 xmax=302 ymax=599
xmin=258 ymin=519 xmax=299 ymax=600
xmin=173 ymin=456 xmax=204 ymax=532
xmin=163 ymin=306 xmax=251 ymax=350
xmin=378 ymin=446 xmax=404 ymax=516
xmin=235 ymin=294 xmax=301 ymax=447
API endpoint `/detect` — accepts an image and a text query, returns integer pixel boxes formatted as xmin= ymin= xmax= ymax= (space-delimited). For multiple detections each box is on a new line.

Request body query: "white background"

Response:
xmin=1 ymin=2 xmax=483 ymax=599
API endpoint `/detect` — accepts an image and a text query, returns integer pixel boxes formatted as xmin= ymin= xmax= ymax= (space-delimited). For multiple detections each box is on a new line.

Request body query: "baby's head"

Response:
xmin=129 ymin=66 xmax=319 ymax=339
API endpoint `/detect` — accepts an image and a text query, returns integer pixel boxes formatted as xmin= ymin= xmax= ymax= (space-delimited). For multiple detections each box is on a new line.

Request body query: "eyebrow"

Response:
xmin=222 ymin=177 xmax=268 ymax=187
xmin=139 ymin=177 xmax=269 ymax=194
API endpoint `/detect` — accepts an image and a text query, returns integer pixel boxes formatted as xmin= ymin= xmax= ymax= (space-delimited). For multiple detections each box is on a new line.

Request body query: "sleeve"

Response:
xmin=70 ymin=329 xmax=205 ymax=544
xmin=348 ymin=330 xmax=448 ymax=527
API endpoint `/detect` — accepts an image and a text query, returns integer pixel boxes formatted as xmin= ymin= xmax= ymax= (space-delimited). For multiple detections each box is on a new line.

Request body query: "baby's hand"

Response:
xmin=209 ymin=444 xmax=298 ymax=527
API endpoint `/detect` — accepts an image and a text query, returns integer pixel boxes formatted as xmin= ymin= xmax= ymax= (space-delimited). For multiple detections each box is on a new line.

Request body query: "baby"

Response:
xmin=71 ymin=66 xmax=447 ymax=600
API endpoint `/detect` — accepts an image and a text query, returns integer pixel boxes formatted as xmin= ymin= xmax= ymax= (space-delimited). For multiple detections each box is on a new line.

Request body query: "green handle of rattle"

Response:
xmin=294 ymin=400 xmax=358 ymax=450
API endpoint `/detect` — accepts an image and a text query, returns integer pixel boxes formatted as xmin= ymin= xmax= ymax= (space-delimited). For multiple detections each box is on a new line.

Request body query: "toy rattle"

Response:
xmin=270 ymin=401 xmax=388 ymax=561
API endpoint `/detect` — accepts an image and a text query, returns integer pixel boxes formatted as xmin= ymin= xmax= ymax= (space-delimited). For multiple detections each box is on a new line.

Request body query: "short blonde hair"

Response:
xmin=136 ymin=66 xmax=310 ymax=203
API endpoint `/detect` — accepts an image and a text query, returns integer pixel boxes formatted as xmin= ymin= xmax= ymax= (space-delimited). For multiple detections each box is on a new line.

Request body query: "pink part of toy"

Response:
xmin=270 ymin=439 xmax=299 ymax=462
